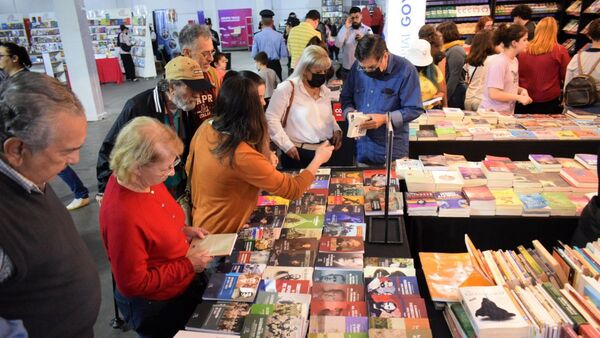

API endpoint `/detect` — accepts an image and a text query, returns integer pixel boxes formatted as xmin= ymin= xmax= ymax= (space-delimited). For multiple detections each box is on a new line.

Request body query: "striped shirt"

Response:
xmin=287 ymin=22 xmax=321 ymax=69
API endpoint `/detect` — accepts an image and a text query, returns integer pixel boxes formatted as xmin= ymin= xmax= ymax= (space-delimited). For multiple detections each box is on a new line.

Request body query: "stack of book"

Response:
xmin=462 ymin=186 xmax=496 ymax=216
xmin=529 ymin=154 xmax=563 ymax=172
xmin=422 ymin=235 xmax=600 ymax=338
xmin=405 ymin=192 xmax=438 ymax=216
xmin=490 ymin=189 xmax=523 ymax=216
xmin=362 ymin=169 xmax=403 ymax=216
xmin=435 ymin=191 xmax=470 ymax=217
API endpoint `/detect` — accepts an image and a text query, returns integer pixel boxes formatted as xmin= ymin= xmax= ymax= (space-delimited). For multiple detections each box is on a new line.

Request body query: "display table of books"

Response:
xmin=409 ymin=109 xmax=600 ymax=161
xmin=398 ymin=152 xmax=598 ymax=260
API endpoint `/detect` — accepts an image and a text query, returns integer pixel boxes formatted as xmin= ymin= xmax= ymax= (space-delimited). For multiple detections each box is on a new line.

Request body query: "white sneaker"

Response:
xmin=66 ymin=197 xmax=90 ymax=211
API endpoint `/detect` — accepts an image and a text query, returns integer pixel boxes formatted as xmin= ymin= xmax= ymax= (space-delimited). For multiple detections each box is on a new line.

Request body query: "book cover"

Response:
xmin=329 ymin=184 xmax=365 ymax=196
xmin=204 ymin=273 xmax=261 ymax=302
xmin=256 ymin=195 xmax=289 ymax=206
xmin=231 ymin=250 xmax=271 ymax=264
xmin=575 ymin=154 xmax=597 ymax=168
xmin=278 ymin=227 xmax=323 ymax=240
xmin=283 ymin=213 xmax=325 ymax=229
xmin=434 ymin=191 xmax=469 ymax=211
xmin=240 ymin=314 xmax=305 ymax=338
xmin=330 ymin=177 xmax=363 ymax=185
xmin=462 ymin=186 xmax=495 ymax=201
xmin=313 ymin=269 xmax=364 ymax=285
xmin=490 ymin=189 xmax=522 ymax=208
xmin=327 ymin=195 xmax=365 ymax=206
xmin=194 ymin=302 xmax=250 ymax=334
xmin=319 ymin=236 xmax=365 ymax=253
xmin=529 ymin=154 xmax=560 ymax=166
xmin=290 ymin=193 xmax=328 ymax=207
xmin=310 ymin=300 xmax=368 ymax=317
xmin=363 ymin=187 xmax=403 ymax=215
xmin=331 ymin=171 xmax=364 ymax=180
xmin=363 ymin=257 xmax=414 ymax=268
xmin=312 ymin=283 xmax=365 ymax=302
xmin=315 ymin=252 xmax=364 ymax=270
xmin=272 ymin=238 xmax=319 ymax=252
xmin=324 ymin=210 xmax=365 ymax=225
xmin=459 ymin=166 xmax=487 ymax=182
xmin=261 ymin=279 xmax=312 ymax=294
xmin=288 ymin=203 xmax=327 ymax=215
xmin=518 ymin=193 xmax=550 ymax=212
xmin=363 ymin=169 xmax=396 ymax=187
xmin=322 ymin=223 xmax=366 ymax=239
xmin=432 ymin=171 xmax=464 ymax=185
xmin=228 ymin=263 xmax=267 ymax=274
xmin=482 ymin=160 xmax=512 ymax=173
xmin=419 ymin=155 xmax=448 ymax=168
xmin=368 ymin=317 xmax=431 ymax=330
xmin=268 ymin=249 xmax=315 ymax=267
xmin=188 ymin=233 xmax=238 ymax=257
xmin=405 ymin=192 xmax=437 ymax=209
xmin=262 ymin=266 xmax=314 ymax=282
xmin=308 ymin=316 xmax=369 ymax=333
xmin=364 ymin=266 xmax=416 ymax=278
xmin=367 ymin=294 xmax=427 ymax=318
xmin=366 ymin=276 xmax=420 ymax=295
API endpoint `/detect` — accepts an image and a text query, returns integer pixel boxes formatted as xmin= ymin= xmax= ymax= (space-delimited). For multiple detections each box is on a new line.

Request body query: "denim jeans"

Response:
xmin=114 ymin=274 xmax=207 ymax=338
xmin=57 ymin=166 xmax=89 ymax=199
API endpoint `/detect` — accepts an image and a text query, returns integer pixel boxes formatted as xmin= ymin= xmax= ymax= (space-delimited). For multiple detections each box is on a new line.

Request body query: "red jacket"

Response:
xmin=518 ymin=44 xmax=571 ymax=103
xmin=100 ymin=175 xmax=194 ymax=300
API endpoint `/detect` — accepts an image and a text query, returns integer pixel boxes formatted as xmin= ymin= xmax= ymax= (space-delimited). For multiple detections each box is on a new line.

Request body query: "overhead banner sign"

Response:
xmin=218 ymin=8 xmax=252 ymax=50
xmin=384 ymin=0 xmax=426 ymax=58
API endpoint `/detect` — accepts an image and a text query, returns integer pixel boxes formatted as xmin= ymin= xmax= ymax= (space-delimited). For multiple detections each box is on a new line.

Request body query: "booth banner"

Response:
xmin=384 ymin=1 xmax=426 ymax=58
xmin=154 ymin=9 xmax=179 ymax=58
xmin=218 ymin=8 xmax=252 ymax=49
xmin=197 ymin=11 xmax=205 ymax=25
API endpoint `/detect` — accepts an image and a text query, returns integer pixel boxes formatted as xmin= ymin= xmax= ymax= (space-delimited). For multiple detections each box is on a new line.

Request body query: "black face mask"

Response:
xmin=351 ymin=22 xmax=361 ymax=30
xmin=307 ymin=73 xmax=327 ymax=88
xmin=365 ymin=68 xmax=384 ymax=80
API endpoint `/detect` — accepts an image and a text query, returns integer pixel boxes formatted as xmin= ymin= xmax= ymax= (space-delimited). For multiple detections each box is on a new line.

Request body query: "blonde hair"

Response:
xmin=109 ymin=116 xmax=183 ymax=184
xmin=290 ymin=45 xmax=332 ymax=81
xmin=527 ymin=17 xmax=558 ymax=55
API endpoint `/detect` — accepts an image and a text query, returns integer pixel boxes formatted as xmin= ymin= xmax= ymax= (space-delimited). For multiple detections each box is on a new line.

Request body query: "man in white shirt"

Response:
xmin=335 ymin=7 xmax=372 ymax=81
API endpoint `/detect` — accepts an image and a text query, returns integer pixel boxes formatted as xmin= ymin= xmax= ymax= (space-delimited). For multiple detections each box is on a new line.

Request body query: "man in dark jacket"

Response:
xmin=0 ymin=72 xmax=101 ymax=338
xmin=96 ymin=56 xmax=212 ymax=202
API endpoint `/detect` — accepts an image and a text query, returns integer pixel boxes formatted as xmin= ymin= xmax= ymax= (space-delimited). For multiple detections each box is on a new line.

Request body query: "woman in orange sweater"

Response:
xmin=186 ymin=74 xmax=334 ymax=234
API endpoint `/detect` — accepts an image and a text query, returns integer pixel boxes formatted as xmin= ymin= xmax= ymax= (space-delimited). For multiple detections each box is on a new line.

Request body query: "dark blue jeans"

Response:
xmin=57 ymin=166 xmax=89 ymax=199
xmin=114 ymin=274 xmax=207 ymax=338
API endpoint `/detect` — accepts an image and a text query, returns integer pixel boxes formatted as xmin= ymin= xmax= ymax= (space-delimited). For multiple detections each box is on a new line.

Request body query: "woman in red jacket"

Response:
xmin=517 ymin=17 xmax=571 ymax=114
xmin=99 ymin=116 xmax=213 ymax=338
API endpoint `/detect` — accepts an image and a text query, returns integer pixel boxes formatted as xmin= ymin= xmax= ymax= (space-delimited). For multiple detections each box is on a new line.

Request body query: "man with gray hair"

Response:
xmin=0 ymin=71 xmax=101 ymax=337
xmin=178 ymin=23 xmax=222 ymax=132
xmin=96 ymin=56 xmax=211 ymax=203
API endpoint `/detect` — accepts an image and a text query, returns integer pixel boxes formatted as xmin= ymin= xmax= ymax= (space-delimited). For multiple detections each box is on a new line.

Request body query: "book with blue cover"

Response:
xmin=203 ymin=272 xmax=261 ymax=302
xmin=323 ymin=223 xmax=366 ymax=240
xmin=509 ymin=129 xmax=537 ymax=139
xmin=518 ymin=193 xmax=551 ymax=216
xmin=324 ymin=211 xmax=365 ymax=225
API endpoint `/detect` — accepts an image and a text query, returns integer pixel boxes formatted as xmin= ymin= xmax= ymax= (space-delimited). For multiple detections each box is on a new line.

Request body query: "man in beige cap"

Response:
xmin=96 ymin=56 xmax=212 ymax=202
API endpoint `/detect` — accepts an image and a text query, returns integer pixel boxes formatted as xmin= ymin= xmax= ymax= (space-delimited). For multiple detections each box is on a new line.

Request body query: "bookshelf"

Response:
xmin=86 ymin=8 xmax=131 ymax=59
xmin=0 ymin=13 xmax=27 ymax=46
xmin=321 ymin=0 xmax=344 ymax=20
xmin=131 ymin=13 xmax=157 ymax=78
xmin=559 ymin=0 xmax=600 ymax=54
xmin=28 ymin=12 xmax=67 ymax=85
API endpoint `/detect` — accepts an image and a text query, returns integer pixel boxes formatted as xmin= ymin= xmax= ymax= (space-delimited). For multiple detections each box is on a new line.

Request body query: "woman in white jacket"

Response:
xmin=266 ymin=45 xmax=342 ymax=169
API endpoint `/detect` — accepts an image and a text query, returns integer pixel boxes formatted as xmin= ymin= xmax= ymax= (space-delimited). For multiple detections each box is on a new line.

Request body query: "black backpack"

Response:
xmin=564 ymin=51 xmax=600 ymax=107
xmin=117 ymin=33 xmax=131 ymax=52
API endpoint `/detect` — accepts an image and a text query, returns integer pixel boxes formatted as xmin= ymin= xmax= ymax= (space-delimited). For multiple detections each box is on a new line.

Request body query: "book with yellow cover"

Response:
xmin=188 ymin=233 xmax=238 ymax=257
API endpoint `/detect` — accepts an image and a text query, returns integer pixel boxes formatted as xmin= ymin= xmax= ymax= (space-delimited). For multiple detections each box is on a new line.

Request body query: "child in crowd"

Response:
xmin=213 ymin=52 xmax=228 ymax=83
xmin=479 ymin=24 xmax=532 ymax=114
xmin=254 ymin=51 xmax=280 ymax=106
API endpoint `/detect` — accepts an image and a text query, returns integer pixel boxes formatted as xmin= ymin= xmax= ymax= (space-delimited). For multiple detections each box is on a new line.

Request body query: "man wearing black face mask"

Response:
xmin=340 ymin=35 xmax=424 ymax=166
xmin=335 ymin=7 xmax=372 ymax=81
xmin=266 ymin=45 xmax=342 ymax=169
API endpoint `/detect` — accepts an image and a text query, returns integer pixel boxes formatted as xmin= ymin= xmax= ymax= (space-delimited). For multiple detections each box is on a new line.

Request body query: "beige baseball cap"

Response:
xmin=165 ymin=56 xmax=212 ymax=91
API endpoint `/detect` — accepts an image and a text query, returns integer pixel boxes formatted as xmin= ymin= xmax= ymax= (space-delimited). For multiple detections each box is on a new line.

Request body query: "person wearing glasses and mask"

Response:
xmin=340 ymin=35 xmax=424 ymax=166
xmin=266 ymin=45 xmax=342 ymax=169
xmin=335 ymin=7 xmax=372 ymax=81
xmin=99 ymin=117 xmax=213 ymax=338
xmin=179 ymin=24 xmax=222 ymax=132
xmin=96 ymin=57 xmax=212 ymax=205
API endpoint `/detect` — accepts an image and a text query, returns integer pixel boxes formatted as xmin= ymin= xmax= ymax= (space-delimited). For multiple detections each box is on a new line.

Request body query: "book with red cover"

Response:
xmin=363 ymin=169 xmax=397 ymax=187
xmin=319 ymin=236 xmax=365 ymax=253
xmin=560 ymin=167 xmax=598 ymax=188
xmin=309 ymin=300 xmax=368 ymax=317
xmin=482 ymin=160 xmax=512 ymax=173
xmin=261 ymin=279 xmax=312 ymax=294
xmin=462 ymin=186 xmax=495 ymax=201
xmin=367 ymin=294 xmax=428 ymax=318
xmin=312 ymin=283 xmax=365 ymax=302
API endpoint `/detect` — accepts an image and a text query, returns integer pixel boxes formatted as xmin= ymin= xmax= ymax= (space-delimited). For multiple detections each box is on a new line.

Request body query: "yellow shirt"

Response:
xmin=287 ymin=22 xmax=321 ymax=68
xmin=419 ymin=65 xmax=444 ymax=108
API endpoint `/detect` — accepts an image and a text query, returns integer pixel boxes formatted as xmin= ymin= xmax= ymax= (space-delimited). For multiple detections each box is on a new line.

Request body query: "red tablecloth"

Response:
xmin=96 ymin=57 xmax=123 ymax=84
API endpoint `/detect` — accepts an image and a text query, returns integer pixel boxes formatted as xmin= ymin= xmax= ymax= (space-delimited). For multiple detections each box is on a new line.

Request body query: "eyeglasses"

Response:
xmin=200 ymin=49 xmax=216 ymax=58
xmin=358 ymin=56 xmax=384 ymax=73
xmin=157 ymin=155 xmax=181 ymax=174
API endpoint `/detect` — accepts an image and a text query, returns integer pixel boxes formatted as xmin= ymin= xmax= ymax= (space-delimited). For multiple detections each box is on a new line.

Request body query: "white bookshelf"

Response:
xmin=28 ymin=12 xmax=67 ymax=85
xmin=131 ymin=6 xmax=156 ymax=78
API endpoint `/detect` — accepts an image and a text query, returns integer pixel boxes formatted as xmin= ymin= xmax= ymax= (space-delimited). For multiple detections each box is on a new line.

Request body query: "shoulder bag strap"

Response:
xmin=577 ymin=50 xmax=584 ymax=75
xmin=185 ymin=148 xmax=195 ymax=200
xmin=586 ymin=55 xmax=600 ymax=76
xmin=468 ymin=66 xmax=478 ymax=86
xmin=281 ymin=80 xmax=295 ymax=129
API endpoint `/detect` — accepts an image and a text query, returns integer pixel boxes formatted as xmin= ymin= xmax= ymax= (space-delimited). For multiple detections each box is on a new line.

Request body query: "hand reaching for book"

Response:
xmin=314 ymin=141 xmax=334 ymax=165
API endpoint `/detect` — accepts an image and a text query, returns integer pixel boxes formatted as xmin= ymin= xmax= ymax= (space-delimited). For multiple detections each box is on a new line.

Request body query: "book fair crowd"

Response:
xmin=0 ymin=3 xmax=600 ymax=338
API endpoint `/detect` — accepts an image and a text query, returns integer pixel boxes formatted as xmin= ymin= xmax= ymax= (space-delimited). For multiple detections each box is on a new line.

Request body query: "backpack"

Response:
xmin=117 ymin=33 xmax=132 ymax=52
xmin=564 ymin=50 xmax=600 ymax=107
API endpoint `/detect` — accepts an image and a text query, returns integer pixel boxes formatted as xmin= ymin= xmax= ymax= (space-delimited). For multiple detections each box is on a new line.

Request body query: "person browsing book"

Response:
xmin=99 ymin=117 xmax=212 ymax=338
xmin=437 ymin=21 xmax=467 ymax=109
xmin=479 ymin=24 xmax=533 ymax=114
xmin=404 ymin=39 xmax=445 ymax=109
xmin=340 ymin=35 xmax=423 ymax=165
xmin=464 ymin=30 xmax=497 ymax=111
xmin=186 ymin=75 xmax=333 ymax=234
xmin=266 ymin=45 xmax=342 ymax=169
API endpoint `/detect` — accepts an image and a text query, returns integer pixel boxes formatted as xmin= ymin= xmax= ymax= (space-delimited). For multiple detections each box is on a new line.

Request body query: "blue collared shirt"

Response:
xmin=251 ymin=27 xmax=288 ymax=60
xmin=341 ymin=53 xmax=424 ymax=164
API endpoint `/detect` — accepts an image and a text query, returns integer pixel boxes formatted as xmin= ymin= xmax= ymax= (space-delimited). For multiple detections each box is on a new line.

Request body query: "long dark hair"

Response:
xmin=494 ymin=24 xmax=528 ymax=49
xmin=211 ymin=76 xmax=270 ymax=166
xmin=0 ymin=42 xmax=32 ymax=69
xmin=466 ymin=30 xmax=495 ymax=67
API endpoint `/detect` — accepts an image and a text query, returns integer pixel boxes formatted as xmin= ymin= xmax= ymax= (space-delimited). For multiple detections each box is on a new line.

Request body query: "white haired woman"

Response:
xmin=266 ymin=45 xmax=342 ymax=169
xmin=99 ymin=116 xmax=212 ymax=338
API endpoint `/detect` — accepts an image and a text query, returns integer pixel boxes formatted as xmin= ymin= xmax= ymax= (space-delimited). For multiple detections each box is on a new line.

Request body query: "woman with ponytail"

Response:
xmin=479 ymin=24 xmax=532 ymax=113
xmin=0 ymin=42 xmax=31 ymax=79
xmin=517 ymin=17 xmax=570 ymax=114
